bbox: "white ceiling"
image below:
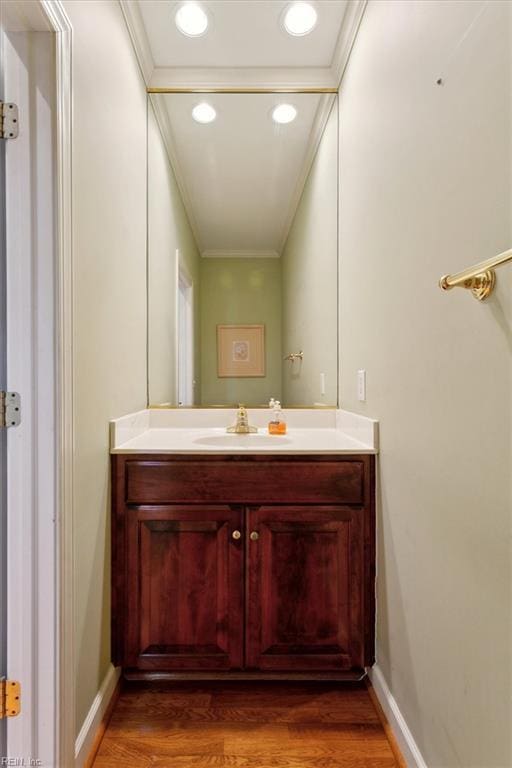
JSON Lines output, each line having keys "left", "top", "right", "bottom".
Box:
{"left": 130, "top": 1, "right": 357, "bottom": 255}
{"left": 153, "top": 93, "right": 336, "bottom": 256}
{"left": 138, "top": 1, "right": 350, "bottom": 69}
{"left": 122, "top": 0, "right": 366, "bottom": 87}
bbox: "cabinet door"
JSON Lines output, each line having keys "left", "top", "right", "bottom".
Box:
{"left": 246, "top": 506, "right": 365, "bottom": 672}
{"left": 125, "top": 505, "right": 243, "bottom": 671}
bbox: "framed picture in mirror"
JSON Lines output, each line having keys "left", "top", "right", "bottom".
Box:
{"left": 217, "top": 324, "right": 265, "bottom": 378}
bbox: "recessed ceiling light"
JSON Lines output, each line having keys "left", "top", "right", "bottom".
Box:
{"left": 283, "top": 2, "right": 317, "bottom": 36}
{"left": 192, "top": 102, "right": 216, "bottom": 124}
{"left": 272, "top": 104, "right": 297, "bottom": 125}
{"left": 175, "top": 2, "right": 209, "bottom": 37}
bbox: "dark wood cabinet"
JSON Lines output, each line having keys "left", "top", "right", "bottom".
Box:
{"left": 112, "top": 454, "right": 375, "bottom": 680}
{"left": 124, "top": 505, "right": 244, "bottom": 671}
{"left": 246, "top": 505, "right": 364, "bottom": 672}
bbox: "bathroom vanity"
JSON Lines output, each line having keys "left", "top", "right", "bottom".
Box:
{"left": 111, "top": 409, "right": 378, "bottom": 681}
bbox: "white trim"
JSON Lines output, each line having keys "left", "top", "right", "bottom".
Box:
{"left": 278, "top": 93, "right": 336, "bottom": 253}
{"left": 38, "top": 2, "right": 75, "bottom": 767}
{"left": 149, "top": 94, "right": 204, "bottom": 253}
{"left": 174, "top": 248, "right": 180, "bottom": 402}
{"left": 330, "top": 0, "right": 367, "bottom": 87}
{"left": 4, "top": 22, "right": 61, "bottom": 764}
{"left": 201, "top": 249, "right": 280, "bottom": 259}
{"left": 150, "top": 66, "right": 338, "bottom": 90}
{"left": 119, "top": 0, "right": 154, "bottom": 86}
{"left": 75, "top": 664, "right": 121, "bottom": 768}
{"left": 368, "top": 665, "right": 428, "bottom": 768}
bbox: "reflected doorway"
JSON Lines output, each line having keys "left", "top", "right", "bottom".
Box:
{"left": 178, "top": 266, "right": 194, "bottom": 406}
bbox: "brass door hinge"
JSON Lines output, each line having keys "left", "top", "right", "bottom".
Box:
{"left": 0, "top": 679, "right": 21, "bottom": 718}
{"left": 0, "top": 391, "right": 21, "bottom": 428}
{"left": 0, "top": 102, "right": 18, "bottom": 139}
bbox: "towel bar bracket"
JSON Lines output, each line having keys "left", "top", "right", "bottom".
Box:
{"left": 440, "top": 269, "right": 496, "bottom": 301}
{"left": 439, "top": 247, "right": 511, "bottom": 301}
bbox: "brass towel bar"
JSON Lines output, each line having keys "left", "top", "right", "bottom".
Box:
{"left": 439, "top": 247, "right": 512, "bottom": 301}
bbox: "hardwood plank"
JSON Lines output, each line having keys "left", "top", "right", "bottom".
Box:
{"left": 209, "top": 682, "right": 372, "bottom": 707}
{"left": 106, "top": 705, "right": 381, "bottom": 725}
{"left": 107, "top": 689, "right": 213, "bottom": 708}
{"left": 101, "top": 720, "right": 385, "bottom": 741}
{"left": 112, "top": 694, "right": 377, "bottom": 715}
{"left": 94, "top": 755, "right": 397, "bottom": 768}
{"left": 92, "top": 681, "right": 400, "bottom": 768}
{"left": 97, "top": 733, "right": 224, "bottom": 757}
{"left": 215, "top": 724, "right": 395, "bottom": 759}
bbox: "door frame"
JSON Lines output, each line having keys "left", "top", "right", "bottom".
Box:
{"left": 40, "top": 4, "right": 75, "bottom": 764}
{"left": 3, "top": 1, "right": 74, "bottom": 765}
{"left": 177, "top": 262, "right": 194, "bottom": 406}
{"left": 0, "top": 5, "right": 7, "bottom": 760}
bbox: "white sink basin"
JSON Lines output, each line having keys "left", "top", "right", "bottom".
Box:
{"left": 193, "top": 433, "right": 292, "bottom": 448}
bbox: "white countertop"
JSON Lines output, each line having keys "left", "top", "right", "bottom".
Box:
{"left": 110, "top": 409, "right": 378, "bottom": 455}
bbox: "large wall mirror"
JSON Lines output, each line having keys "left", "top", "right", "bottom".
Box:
{"left": 147, "top": 91, "right": 338, "bottom": 408}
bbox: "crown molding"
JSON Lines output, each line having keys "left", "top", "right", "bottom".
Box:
{"left": 149, "top": 66, "right": 338, "bottom": 91}
{"left": 330, "top": 0, "right": 367, "bottom": 87}
{"left": 202, "top": 250, "right": 280, "bottom": 259}
{"left": 278, "top": 93, "right": 336, "bottom": 254}
{"left": 119, "top": 0, "right": 154, "bottom": 86}
{"left": 148, "top": 94, "right": 204, "bottom": 253}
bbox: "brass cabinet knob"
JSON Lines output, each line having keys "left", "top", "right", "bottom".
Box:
{"left": 232, "top": 530, "right": 241, "bottom": 540}
{"left": 250, "top": 531, "right": 259, "bottom": 541}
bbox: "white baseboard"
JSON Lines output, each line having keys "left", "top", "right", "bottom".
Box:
{"left": 368, "top": 664, "right": 428, "bottom": 768}
{"left": 75, "top": 664, "right": 121, "bottom": 767}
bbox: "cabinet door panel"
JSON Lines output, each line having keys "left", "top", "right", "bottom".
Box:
{"left": 246, "top": 506, "right": 364, "bottom": 672}
{"left": 126, "top": 505, "right": 243, "bottom": 671}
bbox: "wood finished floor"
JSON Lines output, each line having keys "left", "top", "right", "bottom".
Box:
{"left": 92, "top": 681, "right": 399, "bottom": 768}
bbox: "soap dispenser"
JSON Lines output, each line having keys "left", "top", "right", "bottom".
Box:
{"left": 268, "top": 400, "right": 287, "bottom": 435}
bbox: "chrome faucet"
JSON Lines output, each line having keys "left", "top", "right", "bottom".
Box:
{"left": 226, "top": 405, "right": 257, "bottom": 434}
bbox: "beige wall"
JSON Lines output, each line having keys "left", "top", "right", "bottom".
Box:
{"left": 339, "top": 1, "right": 511, "bottom": 765}
{"left": 63, "top": 0, "right": 148, "bottom": 735}
{"left": 148, "top": 104, "right": 201, "bottom": 406}
{"left": 200, "top": 258, "right": 282, "bottom": 405}
{"left": 281, "top": 102, "right": 338, "bottom": 406}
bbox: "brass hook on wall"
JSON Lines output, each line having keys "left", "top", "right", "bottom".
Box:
{"left": 283, "top": 351, "right": 304, "bottom": 362}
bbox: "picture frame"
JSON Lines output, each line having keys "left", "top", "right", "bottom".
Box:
{"left": 217, "top": 324, "right": 265, "bottom": 378}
